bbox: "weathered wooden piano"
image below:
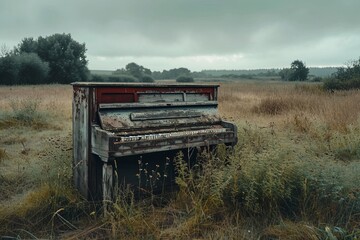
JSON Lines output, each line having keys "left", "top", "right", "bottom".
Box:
{"left": 72, "top": 82, "right": 237, "bottom": 200}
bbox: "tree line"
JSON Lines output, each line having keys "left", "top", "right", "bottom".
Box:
{"left": 112, "top": 63, "right": 195, "bottom": 81}
{"left": 93, "top": 62, "right": 195, "bottom": 83}
{"left": 1, "top": 33, "right": 359, "bottom": 90}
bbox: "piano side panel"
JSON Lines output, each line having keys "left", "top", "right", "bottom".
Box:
{"left": 73, "top": 86, "right": 90, "bottom": 198}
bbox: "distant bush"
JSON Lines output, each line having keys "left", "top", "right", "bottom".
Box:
{"left": 323, "top": 77, "right": 360, "bottom": 91}
{"left": 176, "top": 76, "right": 194, "bottom": 82}
{"left": 323, "top": 57, "right": 360, "bottom": 91}
{"left": 16, "top": 53, "right": 49, "bottom": 85}
{"left": 0, "top": 55, "right": 20, "bottom": 85}
{"left": 140, "top": 75, "right": 154, "bottom": 83}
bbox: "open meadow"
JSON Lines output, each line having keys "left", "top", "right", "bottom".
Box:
{"left": 0, "top": 81, "right": 359, "bottom": 239}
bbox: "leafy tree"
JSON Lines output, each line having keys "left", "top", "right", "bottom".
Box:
{"left": 280, "top": 60, "right": 309, "bottom": 81}
{"left": 0, "top": 55, "right": 19, "bottom": 85}
{"left": 0, "top": 53, "right": 49, "bottom": 85}
{"left": 290, "top": 60, "right": 309, "bottom": 81}
{"left": 113, "top": 68, "right": 127, "bottom": 75}
{"left": 16, "top": 53, "right": 49, "bottom": 84}
{"left": 162, "top": 67, "right": 191, "bottom": 79}
{"left": 15, "top": 37, "right": 38, "bottom": 54}
{"left": 16, "top": 33, "right": 89, "bottom": 83}
{"left": 125, "top": 62, "right": 151, "bottom": 79}
{"left": 125, "top": 62, "right": 141, "bottom": 78}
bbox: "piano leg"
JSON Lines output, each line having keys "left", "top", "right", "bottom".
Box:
{"left": 102, "top": 163, "right": 114, "bottom": 215}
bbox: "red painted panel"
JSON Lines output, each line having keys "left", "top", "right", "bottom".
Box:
{"left": 100, "top": 93, "right": 134, "bottom": 103}
{"left": 96, "top": 86, "right": 216, "bottom": 104}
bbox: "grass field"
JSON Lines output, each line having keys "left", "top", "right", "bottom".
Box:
{"left": 0, "top": 81, "right": 359, "bottom": 239}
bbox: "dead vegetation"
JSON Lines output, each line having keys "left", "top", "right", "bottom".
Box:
{"left": 0, "top": 81, "right": 360, "bottom": 239}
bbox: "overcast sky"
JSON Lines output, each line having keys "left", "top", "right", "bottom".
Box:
{"left": 1, "top": 0, "right": 360, "bottom": 71}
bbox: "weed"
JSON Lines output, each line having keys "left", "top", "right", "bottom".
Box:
{"left": 227, "top": 125, "right": 304, "bottom": 216}
{"left": 104, "top": 189, "right": 158, "bottom": 239}
{"left": 165, "top": 148, "right": 237, "bottom": 237}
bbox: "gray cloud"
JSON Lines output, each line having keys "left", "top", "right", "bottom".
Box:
{"left": 1, "top": 0, "right": 360, "bottom": 70}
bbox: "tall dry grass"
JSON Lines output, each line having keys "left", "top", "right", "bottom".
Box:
{"left": 0, "top": 84, "right": 72, "bottom": 119}
{"left": 219, "top": 81, "right": 360, "bottom": 131}
{"left": 0, "top": 81, "right": 360, "bottom": 239}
